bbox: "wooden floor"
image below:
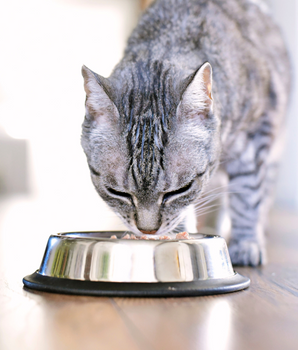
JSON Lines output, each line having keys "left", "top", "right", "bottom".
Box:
{"left": 0, "top": 196, "right": 298, "bottom": 350}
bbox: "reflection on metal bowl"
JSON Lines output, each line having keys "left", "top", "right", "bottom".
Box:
{"left": 23, "top": 232, "right": 250, "bottom": 297}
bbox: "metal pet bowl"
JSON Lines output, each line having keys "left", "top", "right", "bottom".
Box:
{"left": 23, "top": 231, "right": 250, "bottom": 297}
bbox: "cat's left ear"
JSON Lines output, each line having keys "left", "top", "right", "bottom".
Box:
{"left": 178, "top": 62, "right": 213, "bottom": 117}
{"left": 82, "top": 65, "right": 119, "bottom": 126}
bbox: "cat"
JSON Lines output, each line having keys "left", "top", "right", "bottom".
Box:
{"left": 81, "top": 0, "right": 291, "bottom": 266}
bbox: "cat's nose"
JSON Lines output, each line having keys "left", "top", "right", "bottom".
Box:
{"left": 140, "top": 229, "right": 157, "bottom": 235}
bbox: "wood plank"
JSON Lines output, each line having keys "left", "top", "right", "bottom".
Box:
{"left": 112, "top": 211, "right": 298, "bottom": 350}
{"left": 113, "top": 264, "right": 298, "bottom": 350}
{"left": 0, "top": 280, "right": 143, "bottom": 350}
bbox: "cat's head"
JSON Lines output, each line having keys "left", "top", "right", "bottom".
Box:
{"left": 81, "top": 62, "right": 220, "bottom": 235}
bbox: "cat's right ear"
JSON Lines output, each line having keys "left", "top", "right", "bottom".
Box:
{"left": 178, "top": 62, "right": 213, "bottom": 120}
{"left": 82, "top": 65, "right": 119, "bottom": 125}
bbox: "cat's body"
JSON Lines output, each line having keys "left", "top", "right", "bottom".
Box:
{"left": 81, "top": 0, "right": 290, "bottom": 266}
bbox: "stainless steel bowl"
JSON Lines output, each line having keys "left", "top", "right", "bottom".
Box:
{"left": 23, "top": 232, "right": 250, "bottom": 297}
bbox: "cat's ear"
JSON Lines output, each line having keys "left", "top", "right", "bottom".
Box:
{"left": 178, "top": 62, "right": 213, "bottom": 118}
{"left": 82, "top": 65, "right": 119, "bottom": 125}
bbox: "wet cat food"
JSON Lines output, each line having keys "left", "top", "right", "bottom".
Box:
{"left": 110, "top": 232, "right": 191, "bottom": 240}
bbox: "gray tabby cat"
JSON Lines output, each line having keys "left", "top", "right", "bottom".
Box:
{"left": 81, "top": 0, "right": 290, "bottom": 266}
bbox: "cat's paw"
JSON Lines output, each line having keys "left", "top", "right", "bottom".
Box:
{"left": 228, "top": 240, "right": 266, "bottom": 266}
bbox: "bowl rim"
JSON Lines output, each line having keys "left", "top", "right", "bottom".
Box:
{"left": 53, "top": 231, "right": 222, "bottom": 242}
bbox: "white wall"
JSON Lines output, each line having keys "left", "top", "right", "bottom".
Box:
{"left": 0, "top": 0, "right": 139, "bottom": 232}
{"left": 266, "top": 0, "right": 298, "bottom": 210}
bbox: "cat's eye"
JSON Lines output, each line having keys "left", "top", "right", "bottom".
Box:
{"left": 107, "top": 187, "right": 132, "bottom": 201}
{"left": 89, "top": 165, "right": 100, "bottom": 177}
{"left": 163, "top": 181, "right": 194, "bottom": 204}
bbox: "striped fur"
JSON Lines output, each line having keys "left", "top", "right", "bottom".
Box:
{"left": 118, "top": 61, "right": 175, "bottom": 188}
{"left": 81, "top": 0, "right": 290, "bottom": 265}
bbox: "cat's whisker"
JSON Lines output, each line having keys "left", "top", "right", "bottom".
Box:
{"left": 167, "top": 216, "right": 184, "bottom": 233}
{"left": 159, "top": 213, "right": 185, "bottom": 236}
{"left": 198, "top": 187, "right": 231, "bottom": 199}
{"left": 194, "top": 190, "right": 244, "bottom": 208}
{"left": 194, "top": 205, "right": 221, "bottom": 216}
{"left": 194, "top": 201, "right": 222, "bottom": 212}
{"left": 195, "top": 207, "right": 223, "bottom": 218}
{"left": 200, "top": 184, "right": 229, "bottom": 195}
{"left": 198, "top": 194, "right": 226, "bottom": 205}
{"left": 201, "top": 182, "right": 241, "bottom": 196}
{"left": 194, "top": 192, "right": 226, "bottom": 207}
{"left": 195, "top": 200, "right": 222, "bottom": 210}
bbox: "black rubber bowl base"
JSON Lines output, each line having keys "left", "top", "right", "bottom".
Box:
{"left": 23, "top": 272, "right": 250, "bottom": 297}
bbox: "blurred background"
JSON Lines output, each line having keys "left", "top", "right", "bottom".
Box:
{"left": 0, "top": 0, "right": 297, "bottom": 268}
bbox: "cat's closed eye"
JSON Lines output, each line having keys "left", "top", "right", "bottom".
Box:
{"left": 162, "top": 171, "right": 206, "bottom": 204}
{"left": 107, "top": 187, "right": 132, "bottom": 202}
{"left": 89, "top": 165, "right": 100, "bottom": 177}
{"left": 163, "top": 181, "right": 194, "bottom": 204}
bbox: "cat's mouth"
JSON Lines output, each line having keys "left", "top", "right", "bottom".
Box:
{"left": 117, "top": 210, "right": 187, "bottom": 237}
{"left": 123, "top": 221, "right": 165, "bottom": 237}
{"left": 129, "top": 214, "right": 186, "bottom": 237}
{"left": 139, "top": 229, "right": 158, "bottom": 235}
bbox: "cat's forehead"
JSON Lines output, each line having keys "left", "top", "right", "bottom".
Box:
{"left": 116, "top": 67, "right": 178, "bottom": 189}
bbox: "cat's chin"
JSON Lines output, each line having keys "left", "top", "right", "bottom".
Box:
{"left": 121, "top": 222, "right": 177, "bottom": 238}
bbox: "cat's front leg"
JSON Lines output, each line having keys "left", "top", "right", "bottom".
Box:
{"left": 227, "top": 176, "right": 268, "bottom": 266}
{"left": 225, "top": 131, "right": 279, "bottom": 266}
{"left": 228, "top": 227, "right": 266, "bottom": 266}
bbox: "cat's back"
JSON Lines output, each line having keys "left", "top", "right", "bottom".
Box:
{"left": 120, "top": 0, "right": 290, "bottom": 129}
{"left": 125, "top": 0, "right": 289, "bottom": 77}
